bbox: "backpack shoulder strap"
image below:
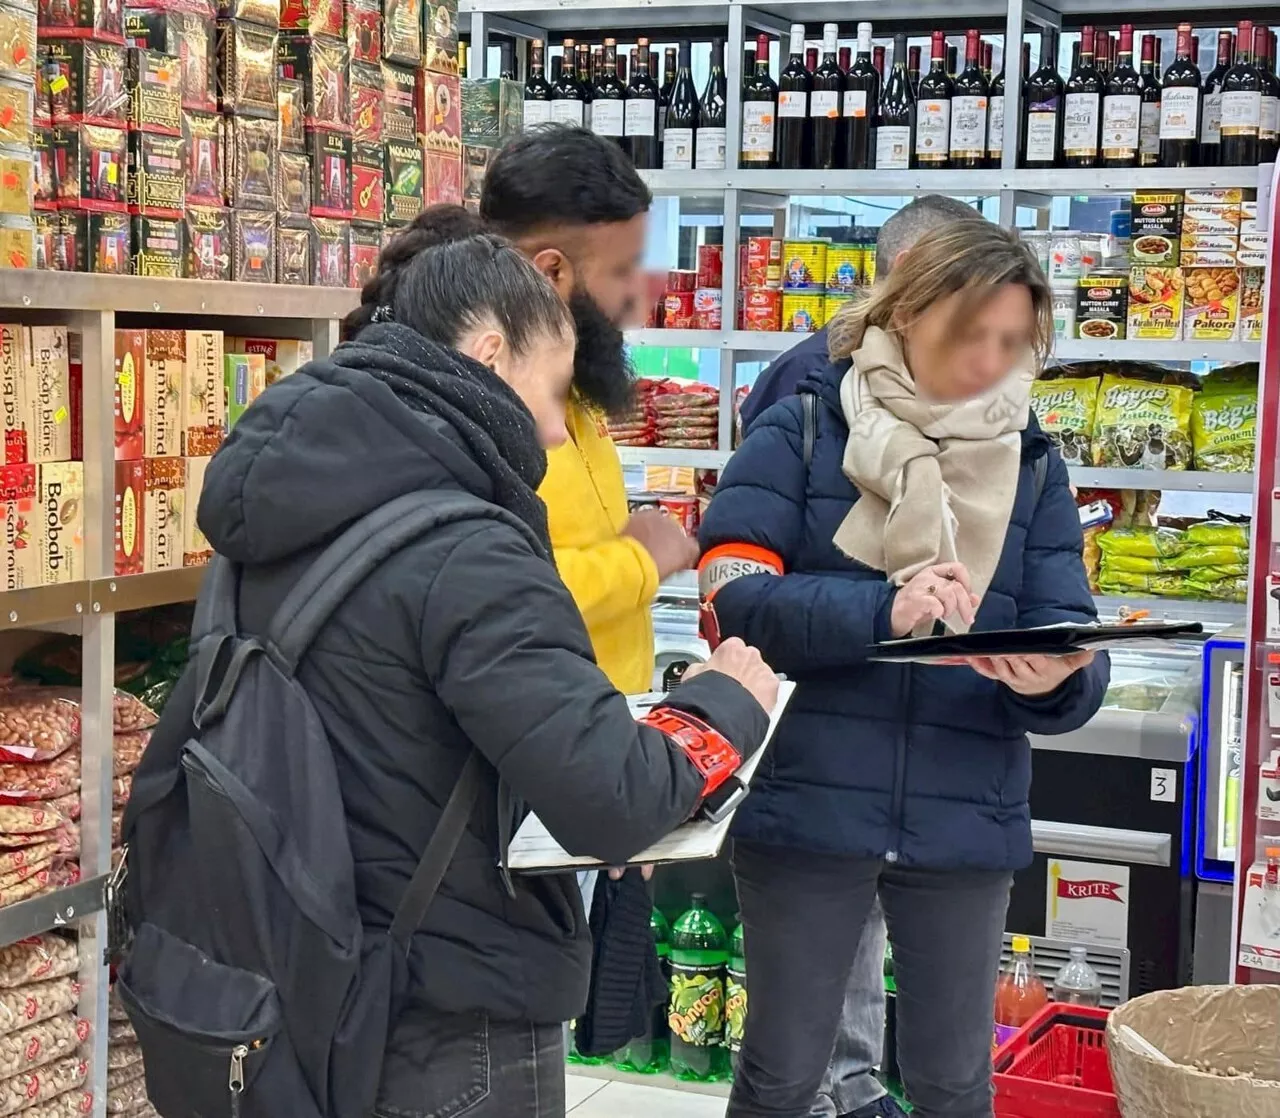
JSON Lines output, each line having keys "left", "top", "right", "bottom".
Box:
{"left": 801, "top": 390, "right": 817, "bottom": 469}
{"left": 1032, "top": 453, "right": 1049, "bottom": 506}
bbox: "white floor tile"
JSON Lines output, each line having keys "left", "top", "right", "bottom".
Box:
{"left": 566, "top": 1073, "right": 608, "bottom": 1111}
{"left": 568, "top": 1080, "right": 728, "bottom": 1118}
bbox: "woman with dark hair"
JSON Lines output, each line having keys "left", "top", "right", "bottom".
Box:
{"left": 193, "top": 206, "right": 778, "bottom": 1116}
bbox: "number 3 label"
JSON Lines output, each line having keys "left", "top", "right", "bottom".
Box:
{"left": 1150, "top": 768, "right": 1177, "bottom": 803}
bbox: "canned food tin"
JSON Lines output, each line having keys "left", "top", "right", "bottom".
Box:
{"left": 742, "top": 287, "right": 781, "bottom": 332}
{"left": 783, "top": 292, "right": 824, "bottom": 333}
{"left": 0, "top": 213, "right": 32, "bottom": 269}
{"left": 1051, "top": 284, "right": 1077, "bottom": 339}
{"left": 1049, "top": 231, "right": 1083, "bottom": 282}
{"left": 1020, "top": 230, "right": 1052, "bottom": 277}
{"left": 667, "top": 268, "right": 697, "bottom": 293}
{"left": 742, "top": 235, "right": 782, "bottom": 288}
{"left": 663, "top": 289, "right": 695, "bottom": 329}
{"left": 862, "top": 243, "right": 877, "bottom": 286}
{"left": 658, "top": 494, "right": 699, "bottom": 535}
{"left": 696, "top": 242, "right": 723, "bottom": 289}
{"left": 782, "top": 239, "right": 828, "bottom": 291}
{"left": 693, "top": 287, "right": 722, "bottom": 330}
{"left": 823, "top": 293, "right": 855, "bottom": 327}
{"left": 825, "top": 243, "right": 863, "bottom": 293}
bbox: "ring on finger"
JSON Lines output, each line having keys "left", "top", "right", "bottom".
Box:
{"left": 927, "top": 584, "right": 938, "bottom": 596}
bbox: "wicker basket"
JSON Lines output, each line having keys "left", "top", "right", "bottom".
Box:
{"left": 1106, "top": 985, "right": 1280, "bottom": 1117}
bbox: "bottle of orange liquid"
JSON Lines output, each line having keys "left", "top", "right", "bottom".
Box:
{"left": 993, "top": 936, "right": 1048, "bottom": 1048}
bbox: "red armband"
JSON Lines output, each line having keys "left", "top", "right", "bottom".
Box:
{"left": 641, "top": 707, "right": 741, "bottom": 798}
{"left": 697, "top": 543, "right": 785, "bottom": 650}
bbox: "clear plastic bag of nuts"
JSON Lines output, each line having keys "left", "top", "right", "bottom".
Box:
{"left": 0, "top": 978, "right": 80, "bottom": 1038}
{"left": 0, "top": 935, "right": 78, "bottom": 990}
{"left": 104, "top": 1071, "right": 147, "bottom": 1114}
{"left": 11, "top": 1089, "right": 93, "bottom": 1118}
{"left": 0, "top": 1014, "right": 88, "bottom": 1080}
{"left": 0, "top": 691, "right": 80, "bottom": 764}
{"left": 0, "top": 1054, "right": 88, "bottom": 1116}
{"left": 0, "top": 753, "right": 80, "bottom": 804}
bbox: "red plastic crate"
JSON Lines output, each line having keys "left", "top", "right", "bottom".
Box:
{"left": 993, "top": 1004, "right": 1120, "bottom": 1118}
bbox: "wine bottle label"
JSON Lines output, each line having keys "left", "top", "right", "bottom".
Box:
{"left": 668, "top": 962, "right": 725, "bottom": 1047}
{"left": 1063, "top": 92, "right": 1100, "bottom": 156}
{"left": 1220, "top": 90, "right": 1262, "bottom": 136}
{"left": 1140, "top": 101, "right": 1161, "bottom": 156}
{"left": 663, "top": 127, "right": 694, "bottom": 170}
{"left": 695, "top": 126, "right": 727, "bottom": 169}
{"left": 876, "top": 124, "right": 911, "bottom": 169}
{"left": 523, "top": 100, "right": 554, "bottom": 127}
{"left": 1100, "top": 93, "right": 1140, "bottom": 156}
{"left": 742, "top": 102, "right": 775, "bottom": 162}
{"left": 1025, "top": 105, "right": 1059, "bottom": 161}
{"left": 949, "top": 94, "right": 987, "bottom": 157}
{"left": 844, "top": 89, "right": 868, "bottom": 118}
{"left": 778, "top": 90, "right": 807, "bottom": 117}
{"left": 1261, "top": 95, "right": 1279, "bottom": 140}
{"left": 551, "top": 99, "right": 584, "bottom": 126}
{"left": 810, "top": 90, "right": 839, "bottom": 119}
{"left": 591, "top": 99, "right": 625, "bottom": 137}
{"left": 987, "top": 95, "right": 1004, "bottom": 154}
{"left": 624, "top": 99, "right": 656, "bottom": 137}
{"left": 1201, "top": 92, "right": 1223, "bottom": 144}
{"left": 915, "top": 99, "right": 950, "bottom": 160}
{"left": 1159, "top": 87, "right": 1199, "bottom": 139}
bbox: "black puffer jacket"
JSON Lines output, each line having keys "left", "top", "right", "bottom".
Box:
{"left": 196, "top": 325, "right": 768, "bottom": 1024}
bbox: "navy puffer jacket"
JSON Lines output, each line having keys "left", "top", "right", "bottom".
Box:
{"left": 699, "top": 357, "right": 1110, "bottom": 872}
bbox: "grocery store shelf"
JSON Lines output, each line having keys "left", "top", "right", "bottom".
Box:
{"left": 1092, "top": 594, "right": 1245, "bottom": 629}
{"left": 567, "top": 1063, "right": 731, "bottom": 1100}
{"left": 0, "top": 876, "right": 107, "bottom": 949}
{"left": 0, "top": 272, "right": 360, "bottom": 320}
{"left": 1068, "top": 468, "right": 1254, "bottom": 493}
{"left": 1053, "top": 338, "right": 1260, "bottom": 365}
{"left": 626, "top": 329, "right": 798, "bottom": 352}
{"left": 618, "top": 447, "right": 731, "bottom": 469}
{"left": 92, "top": 567, "right": 208, "bottom": 614}
{"left": 0, "top": 582, "right": 90, "bottom": 631}
{"left": 639, "top": 166, "right": 1266, "bottom": 198}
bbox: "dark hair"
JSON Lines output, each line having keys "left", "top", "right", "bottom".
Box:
{"left": 342, "top": 205, "right": 573, "bottom": 355}
{"left": 480, "top": 126, "right": 652, "bottom": 238}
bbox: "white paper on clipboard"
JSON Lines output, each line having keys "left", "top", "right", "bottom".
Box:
{"left": 507, "top": 681, "right": 794, "bottom": 873}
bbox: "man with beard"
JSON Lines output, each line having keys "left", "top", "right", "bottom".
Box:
{"left": 481, "top": 126, "right": 698, "bottom": 697}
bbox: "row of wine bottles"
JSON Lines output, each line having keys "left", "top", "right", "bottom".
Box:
{"left": 520, "top": 23, "right": 1280, "bottom": 171}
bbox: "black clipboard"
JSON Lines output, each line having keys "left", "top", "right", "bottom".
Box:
{"left": 868, "top": 620, "right": 1203, "bottom": 664}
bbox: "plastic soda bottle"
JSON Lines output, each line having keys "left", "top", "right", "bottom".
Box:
{"left": 883, "top": 941, "right": 896, "bottom": 995}
{"left": 993, "top": 935, "right": 1048, "bottom": 1048}
{"left": 614, "top": 908, "right": 672, "bottom": 1073}
{"left": 1052, "top": 946, "right": 1103, "bottom": 1007}
{"left": 668, "top": 894, "right": 730, "bottom": 1081}
{"left": 724, "top": 921, "right": 747, "bottom": 1059}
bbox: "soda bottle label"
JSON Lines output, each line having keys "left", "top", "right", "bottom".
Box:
{"left": 668, "top": 962, "right": 724, "bottom": 1046}
{"left": 724, "top": 966, "right": 747, "bottom": 1053}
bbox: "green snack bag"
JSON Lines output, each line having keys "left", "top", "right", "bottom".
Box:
{"left": 1186, "top": 520, "right": 1251, "bottom": 548}
{"left": 1097, "top": 526, "right": 1188, "bottom": 559}
{"left": 1192, "top": 390, "right": 1257, "bottom": 473}
{"left": 1030, "top": 377, "right": 1100, "bottom": 466}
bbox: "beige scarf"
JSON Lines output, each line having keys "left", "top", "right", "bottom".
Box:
{"left": 833, "top": 325, "right": 1032, "bottom": 634}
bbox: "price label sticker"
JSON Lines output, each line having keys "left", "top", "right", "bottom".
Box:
{"left": 1150, "top": 767, "right": 1177, "bottom": 804}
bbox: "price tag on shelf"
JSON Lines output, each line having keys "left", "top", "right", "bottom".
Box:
{"left": 1150, "top": 767, "right": 1177, "bottom": 803}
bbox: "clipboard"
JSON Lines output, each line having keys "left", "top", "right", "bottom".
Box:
{"left": 506, "top": 681, "right": 795, "bottom": 874}
{"left": 868, "top": 620, "right": 1203, "bottom": 665}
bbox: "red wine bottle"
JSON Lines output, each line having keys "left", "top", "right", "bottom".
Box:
{"left": 696, "top": 37, "right": 727, "bottom": 169}
{"left": 662, "top": 39, "right": 699, "bottom": 170}
{"left": 1221, "top": 21, "right": 1260, "bottom": 166}
{"left": 1160, "top": 23, "right": 1201, "bottom": 167}
{"left": 1200, "top": 31, "right": 1235, "bottom": 166}
{"left": 591, "top": 38, "right": 627, "bottom": 144}
{"left": 874, "top": 45, "right": 886, "bottom": 80}
{"left": 741, "top": 32, "right": 778, "bottom": 167}
{"left": 1101, "top": 24, "right": 1140, "bottom": 166}
{"left": 777, "top": 23, "right": 812, "bottom": 168}
{"left": 550, "top": 39, "right": 585, "bottom": 125}
{"left": 987, "top": 43, "right": 1006, "bottom": 167}
{"left": 907, "top": 44, "right": 921, "bottom": 96}
{"left": 1259, "top": 28, "right": 1280, "bottom": 161}
{"left": 810, "top": 23, "right": 843, "bottom": 169}
{"left": 1064, "top": 25, "right": 1102, "bottom": 166}
{"left": 949, "top": 29, "right": 988, "bottom": 168}
{"left": 876, "top": 32, "right": 915, "bottom": 169}
{"left": 523, "top": 39, "right": 554, "bottom": 129}
{"left": 1138, "top": 34, "right": 1161, "bottom": 166}
{"left": 626, "top": 39, "right": 660, "bottom": 168}
{"left": 1023, "top": 27, "right": 1062, "bottom": 168}
{"left": 843, "top": 21, "right": 878, "bottom": 169}
{"left": 916, "top": 30, "right": 953, "bottom": 166}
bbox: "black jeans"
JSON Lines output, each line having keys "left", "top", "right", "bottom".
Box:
{"left": 375, "top": 1010, "right": 566, "bottom": 1118}
{"left": 728, "top": 841, "right": 1012, "bottom": 1118}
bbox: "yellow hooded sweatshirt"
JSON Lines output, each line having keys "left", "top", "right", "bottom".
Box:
{"left": 539, "top": 399, "right": 657, "bottom": 695}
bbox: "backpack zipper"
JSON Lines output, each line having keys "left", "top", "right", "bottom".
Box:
{"left": 229, "top": 1044, "right": 247, "bottom": 1117}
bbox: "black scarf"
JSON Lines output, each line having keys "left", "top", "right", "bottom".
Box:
{"left": 336, "top": 323, "right": 551, "bottom": 552}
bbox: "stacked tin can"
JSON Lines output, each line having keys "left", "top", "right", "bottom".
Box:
{"left": 738, "top": 234, "right": 783, "bottom": 332}
{"left": 0, "top": 0, "right": 36, "bottom": 268}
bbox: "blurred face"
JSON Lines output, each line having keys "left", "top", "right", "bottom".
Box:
{"left": 461, "top": 325, "right": 576, "bottom": 449}
{"left": 571, "top": 214, "right": 649, "bottom": 328}
{"left": 899, "top": 283, "right": 1036, "bottom": 403}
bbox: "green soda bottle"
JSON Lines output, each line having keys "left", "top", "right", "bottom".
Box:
{"left": 884, "top": 941, "right": 896, "bottom": 995}
{"left": 668, "top": 894, "right": 730, "bottom": 1081}
{"left": 613, "top": 908, "right": 672, "bottom": 1073}
{"left": 724, "top": 921, "right": 747, "bottom": 1062}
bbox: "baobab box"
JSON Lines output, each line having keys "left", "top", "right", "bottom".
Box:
{"left": 37, "top": 461, "right": 83, "bottom": 585}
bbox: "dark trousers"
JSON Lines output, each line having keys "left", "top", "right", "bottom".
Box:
{"left": 374, "top": 1010, "right": 566, "bottom": 1118}
{"left": 728, "top": 841, "right": 1012, "bottom": 1118}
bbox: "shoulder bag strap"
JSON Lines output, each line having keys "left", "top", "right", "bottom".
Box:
{"left": 801, "top": 391, "right": 817, "bottom": 469}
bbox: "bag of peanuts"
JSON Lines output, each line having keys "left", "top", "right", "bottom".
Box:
{"left": 112, "top": 733, "right": 150, "bottom": 777}
{"left": 0, "top": 806, "right": 68, "bottom": 840}
{"left": 0, "top": 1015, "right": 88, "bottom": 1081}
{"left": 0, "top": 753, "right": 80, "bottom": 805}
{"left": 18, "top": 1090, "right": 93, "bottom": 1118}
{"left": 105, "top": 1043, "right": 141, "bottom": 1071}
{"left": 0, "top": 936, "right": 78, "bottom": 990}
{"left": 0, "top": 1055, "right": 88, "bottom": 1117}
{"left": 0, "top": 691, "right": 80, "bottom": 765}
{"left": 105, "top": 1073, "right": 147, "bottom": 1114}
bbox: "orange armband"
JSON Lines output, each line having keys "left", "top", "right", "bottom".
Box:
{"left": 640, "top": 707, "right": 741, "bottom": 799}
{"left": 696, "top": 543, "right": 785, "bottom": 649}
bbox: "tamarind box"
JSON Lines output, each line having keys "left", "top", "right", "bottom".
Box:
{"left": 144, "top": 456, "right": 183, "bottom": 572}
{"left": 143, "top": 328, "right": 184, "bottom": 457}
{"left": 0, "top": 324, "right": 27, "bottom": 464}
{"left": 182, "top": 455, "right": 213, "bottom": 567}
{"left": 182, "top": 329, "right": 225, "bottom": 456}
{"left": 37, "top": 461, "right": 83, "bottom": 585}
{"left": 114, "top": 459, "right": 145, "bottom": 576}
{"left": 114, "top": 328, "right": 146, "bottom": 460}
{"left": 1, "top": 464, "right": 38, "bottom": 591}
{"left": 26, "top": 327, "right": 75, "bottom": 464}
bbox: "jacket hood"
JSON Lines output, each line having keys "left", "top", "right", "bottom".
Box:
{"left": 198, "top": 343, "right": 501, "bottom": 566}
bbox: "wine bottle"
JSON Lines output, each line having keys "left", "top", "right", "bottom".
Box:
{"left": 1023, "top": 27, "right": 1063, "bottom": 168}
{"left": 550, "top": 53, "right": 562, "bottom": 85}
{"left": 876, "top": 32, "right": 915, "bottom": 169}
{"left": 1016, "top": 39, "right": 1031, "bottom": 165}
{"left": 986, "top": 47, "right": 1005, "bottom": 167}
{"left": 844, "top": 21, "right": 878, "bottom": 170}
{"left": 811, "top": 23, "right": 843, "bottom": 169}
{"left": 982, "top": 41, "right": 993, "bottom": 83}
{"left": 950, "top": 28, "right": 988, "bottom": 169}
{"left": 658, "top": 46, "right": 677, "bottom": 144}
{"left": 626, "top": 38, "right": 660, "bottom": 169}
{"left": 696, "top": 37, "right": 728, "bottom": 169}
{"left": 1095, "top": 32, "right": 1109, "bottom": 78}
{"left": 907, "top": 44, "right": 921, "bottom": 96}
{"left": 1200, "top": 30, "right": 1235, "bottom": 166}
{"left": 806, "top": 47, "right": 818, "bottom": 74}
{"left": 591, "top": 38, "right": 627, "bottom": 143}
{"left": 617, "top": 50, "right": 628, "bottom": 85}
{"left": 1259, "top": 27, "right": 1279, "bottom": 161}
{"left": 578, "top": 44, "right": 595, "bottom": 130}
{"left": 499, "top": 41, "right": 514, "bottom": 80}
{"left": 524, "top": 39, "right": 554, "bottom": 129}
{"left": 550, "top": 38, "right": 585, "bottom": 125}
{"left": 874, "top": 45, "right": 886, "bottom": 80}
{"left": 916, "top": 30, "right": 953, "bottom": 166}
{"left": 742, "top": 32, "right": 778, "bottom": 167}
{"left": 1101, "top": 23, "right": 1140, "bottom": 166}
{"left": 839, "top": 45, "right": 851, "bottom": 76}
{"left": 947, "top": 43, "right": 958, "bottom": 80}
{"left": 1138, "top": 34, "right": 1161, "bottom": 166}
{"left": 662, "top": 39, "right": 698, "bottom": 170}
{"left": 1064, "top": 25, "right": 1102, "bottom": 166}
{"left": 1221, "top": 21, "right": 1260, "bottom": 166}
{"left": 1160, "top": 22, "right": 1201, "bottom": 167}
{"left": 778, "top": 24, "right": 811, "bottom": 169}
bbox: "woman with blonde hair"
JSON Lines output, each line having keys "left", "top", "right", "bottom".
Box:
{"left": 698, "top": 217, "right": 1108, "bottom": 1118}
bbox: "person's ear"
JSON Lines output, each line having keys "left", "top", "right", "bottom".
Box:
{"left": 531, "top": 247, "right": 575, "bottom": 301}
{"left": 470, "top": 329, "right": 505, "bottom": 370}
